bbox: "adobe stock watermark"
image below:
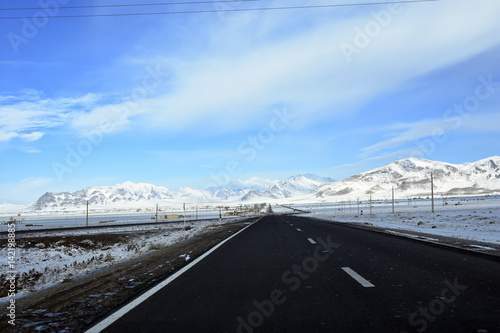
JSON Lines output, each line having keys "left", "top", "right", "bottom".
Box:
{"left": 236, "top": 235, "right": 340, "bottom": 333}
{"left": 51, "top": 64, "right": 169, "bottom": 181}
{"left": 401, "top": 277, "right": 467, "bottom": 333}
{"left": 206, "top": 107, "right": 296, "bottom": 189}
{"left": 339, "top": 3, "right": 403, "bottom": 64}
{"left": 7, "top": 0, "right": 69, "bottom": 54}
{"left": 408, "top": 74, "right": 500, "bottom": 159}
{"left": 5, "top": 222, "right": 18, "bottom": 326}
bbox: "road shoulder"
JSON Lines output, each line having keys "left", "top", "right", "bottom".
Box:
{"left": 304, "top": 215, "right": 500, "bottom": 258}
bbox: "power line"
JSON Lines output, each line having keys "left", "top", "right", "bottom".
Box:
{"left": 0, "top": 0, "right": 439, "bottom": 19}
{"left": 0, "top": 0, "right": 260, "bottom": 11}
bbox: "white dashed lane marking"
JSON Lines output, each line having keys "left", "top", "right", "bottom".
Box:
{"left": 341, "top": 267, "right": 375, "bottom": 288}
{"left": 307, "top": 238, "right": 316, "bottom": 244}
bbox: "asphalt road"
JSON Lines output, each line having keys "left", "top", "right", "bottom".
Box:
{"left": 93, "top": 215, "right": 500, "bottom": 333}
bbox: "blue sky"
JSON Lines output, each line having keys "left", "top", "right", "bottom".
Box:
{"left": 1, "top": 0, "right": 500, "bottom": 203}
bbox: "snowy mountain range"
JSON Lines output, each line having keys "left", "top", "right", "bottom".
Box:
{"left": 30, "top": 175, "right": 335, "bottom": 210}
{"left": 26, "top": 156, "right": 500, "bottom": 211}
{"left": 315, "top": 156, "right": 500, "bottom": 199}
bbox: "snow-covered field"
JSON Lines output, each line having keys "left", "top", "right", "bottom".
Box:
{"left": 301, "top": 196, "right": 500, "bottom": 245}
{"left": 0, "top": 220, "right": 234, "bottom": 303}
{"left": 0, "top": 207, "right": 242, "bottom": 231}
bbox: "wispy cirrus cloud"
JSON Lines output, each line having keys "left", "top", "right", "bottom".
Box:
{"left": 0, "top": 90, "right": 100, "bottom": 142}
{"left": 331, "top": 147, "right": 419, "bottom": 173}
{"left": 20, "top": 131, "right": 45, "bottom": 142}
{"left": 69, "top": 0, "right": 500, "bottom": 137}
{"left": 20, "top": 148, "right": 42, "bottom": 154}
{"left": 359, "top": 119, "right": 455, "bottom": 158}
{"left": 359, "top": 111, "right": 500, "bottom": 160}
{"left": 4, "top": 1, "right": 499, "bottom": 144}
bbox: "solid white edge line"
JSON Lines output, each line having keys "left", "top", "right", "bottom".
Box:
{"left": 85, "top": 219, "right": 261, "bottom": 333}
{"left": 341, "top": 267, "right": 375, "bottom": 288}
{"left": 307, "top": 237, "right": 316, "bottom": 244}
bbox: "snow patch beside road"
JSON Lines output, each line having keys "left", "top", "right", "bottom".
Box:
{"left": 0, "top": 221, "right": 215, "bottom": 303}
{"left": 305, "top": 207, "right": 500, "bottom": 245}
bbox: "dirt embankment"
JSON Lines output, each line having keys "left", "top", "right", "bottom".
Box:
{"left": 1, "top": 219, "right": 255, "bottom": 333}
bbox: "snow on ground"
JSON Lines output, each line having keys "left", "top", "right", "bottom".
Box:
{"left": 0, "top": 220, "right": 227, "bottom": 303}
{"left": 0, "top": 209, "right": 239, "bottom": 231}
{"left": 303, "top": 198, "right": 500, "bottom": 245}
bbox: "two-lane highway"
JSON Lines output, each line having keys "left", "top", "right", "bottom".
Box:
{"left": 89, "top": 215, "right": 500, "bottom": 332}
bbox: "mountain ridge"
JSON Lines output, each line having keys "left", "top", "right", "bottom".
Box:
{"left": 28, "top": 156, "right": 500, "bottom": 210}
{"left": 30, "top": 173, "right": 333, "bottom": 210}
{"left": 315, "top": 156, "right": 500, "bottom": 199}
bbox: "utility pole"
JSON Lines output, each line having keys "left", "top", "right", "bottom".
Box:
{"left": 392, "top": 186, "right": 395, "bottom": 214}
{"left": 86, "top": 200, "right": 89, "bottom": 227}
{"left": 218, "top": 207, "right": 222, "bottom": 227}
{"left": 431, "top": 173, "right": 435, "bottom": 213}
{"left": 156, "top": 203, "right": 158, "bottom": 223}
{"left": 195, "top": 205, "right": 198, "bottom": 221}
{"left": 369, "top": 195, "right": 372, "bottom": 215}
{"left": 183, "top": 203, "right": 186, "bottom": 228}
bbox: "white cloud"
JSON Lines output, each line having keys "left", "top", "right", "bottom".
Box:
{"left": 359, "top": 119, "right": 454, "bottom": 158}
{"left": 21, "top": 131, "right": 45, "bottom": 142}
{"left": 359, "top": 109, "right": 500, "bottom": 160}
{"left": 331, "top": 147, "right": 419, "bottom": 177}
{"left": 71, "top": 102, "right": 143, "bottom": 134}
{"left": 70, "top": 0, "right": 500, "bottom": 136}
{"left": 20, "top": 148, "right": 42, "bottom": 153}
{"left": 0, "top": 92, "right": 100, "bottom": 142}
{"left": 0, "top": 131, "right": 17, "bottom": 141}
{"left": 3, "top": 1, "right": 500, "bottom": 142}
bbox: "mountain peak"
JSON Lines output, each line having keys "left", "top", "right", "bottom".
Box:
{"left": 286, "top": 173, "right": 336, "bottom": 183}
